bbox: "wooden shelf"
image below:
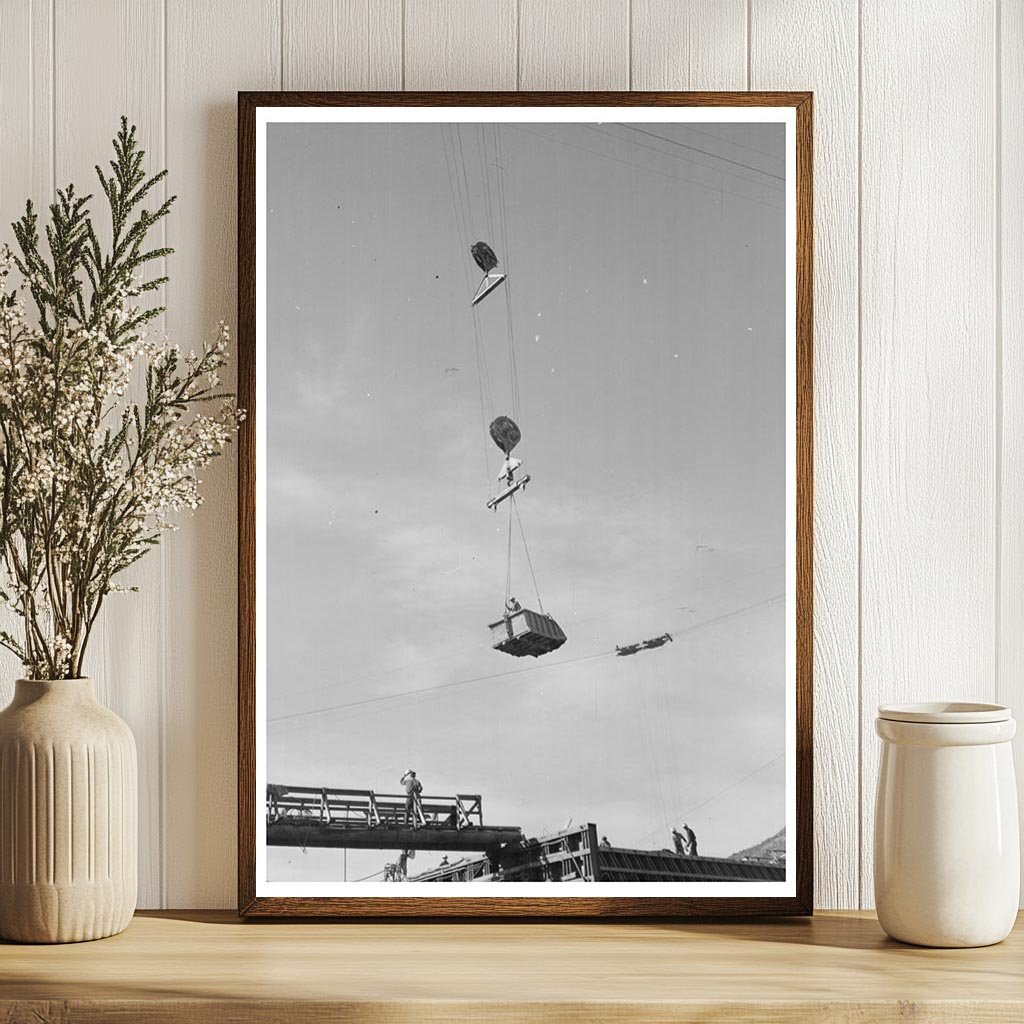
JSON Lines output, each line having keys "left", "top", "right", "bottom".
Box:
{"left": 2, "top": 910, "right": 1023, "bottom": 1022}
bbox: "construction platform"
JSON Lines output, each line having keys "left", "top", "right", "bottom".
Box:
{"left": 410, "top": 824, "right": 787, "bottom": 883}
{"left": 266, "top": 784, "right": 522, "bottom": 852}
{"left": 267, "top": 785, "right": 786, "bottom": 883}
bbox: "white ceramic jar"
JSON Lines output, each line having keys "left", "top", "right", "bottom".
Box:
{"left": 874, "top": 702, "right": 1019, "bottom": 947}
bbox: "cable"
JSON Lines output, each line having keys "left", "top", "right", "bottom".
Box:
{"left": 350, "top": 867, "right": 387, "bottom": 883}
{"left": 585, "top": 125, "right": 784, "bottom": 193}
{"left": 268, "top": 593, "right": 783, "bottom": 726}
{"left": 505, "top": 496, "right": 514, "bottom": 607}
{"left": 677, "top": 123, "right": 786, "bottom": 163}
{"left": 634, "top": 657, "right": 670, "bottom": 830}
{"left": 641, "top": 751, "right": 785, "bottom": 844}
{"left": 470, "top": 302, "right": 494, "bottom": 445}
{"left": 506, "top": 126, "right": 784, "bottom": 212}
{"left": 441, "top": 124, "right": 493, "bottom": 467}
{"left": 512, "top": 494, "right": 544, "bottom": 613}
{"left": 494, "top": 125, "right": 522, "bottom": 421}
{"left": 478, "top": 123, "right": 496, "bottom": 242}
{"left": 270, "top": 649, "right": 612, "bottom": 726}
{"left": 616, "top": 124, "right": 785, "bottom": 183}
{"left": 273, "top": 562, "right": 783, "bottom": 714}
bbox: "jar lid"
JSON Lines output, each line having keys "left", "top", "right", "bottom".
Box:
{"left": 877, "top": 701, "right": 1011, "bottom": 724}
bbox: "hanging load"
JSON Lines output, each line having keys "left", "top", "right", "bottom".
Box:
{"left": 615, "top": 633, "right": 674, "bottom": 657}
{"left": 489, "top": 415, "right": 521, "bottom": 454}
{"left": 472, "top": 242, "right": 499, "bottom": 272}
{"left": 487, "top": 416, "right": 529, "bottom": 510}
{"left": 440, "top": 134, "right": 564, "bottom": 657}
{"left": 487, "top": 474, "right": 531, "bottom": 510}
{"left": 488, "top": 607, "right": 567, "bottom": 658}
{"left": 470, "top": 241, "right": 507, "bottom": 306}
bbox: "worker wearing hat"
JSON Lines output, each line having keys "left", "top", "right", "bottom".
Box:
{"left": 400, "top": 769, "right": 423, "bottom": 829}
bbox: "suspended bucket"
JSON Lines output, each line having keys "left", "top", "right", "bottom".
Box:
{"left": 488, "top": 608, "right": 567, "bottom": 658}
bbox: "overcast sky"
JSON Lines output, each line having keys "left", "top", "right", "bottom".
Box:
{"left": 265, "top": 119, "right": 787, "bottom": 882}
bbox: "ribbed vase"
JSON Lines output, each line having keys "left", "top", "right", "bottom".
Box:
{"left": 0, "top": 678, "right": 137, "bottom": 943}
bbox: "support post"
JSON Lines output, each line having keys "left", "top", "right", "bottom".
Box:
{"left": 586, "top": 823, "right": 603, "bottom": 882}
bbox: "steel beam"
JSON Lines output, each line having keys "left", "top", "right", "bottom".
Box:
{"left": 266, "top": 821, "right": 522, "bottom": 853}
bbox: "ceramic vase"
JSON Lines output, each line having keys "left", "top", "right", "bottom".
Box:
{"left": 0, "top": 678, "right": 137, "bottom": 942}
{"left": 874, "top": 702, "right": 1019, "bottom": 948}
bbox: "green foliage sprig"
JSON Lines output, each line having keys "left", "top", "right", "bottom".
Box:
{"left": 0, "top": 118, "right": 241, "bottom": 679}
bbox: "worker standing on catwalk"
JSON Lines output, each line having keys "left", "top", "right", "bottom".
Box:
{"left": 400, "top": 769, "right": 423, "bottom": 828}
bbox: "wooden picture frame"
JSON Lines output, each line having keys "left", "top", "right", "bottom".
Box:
{"left": 238, "top": 91, "right": 813, "bottom": 917}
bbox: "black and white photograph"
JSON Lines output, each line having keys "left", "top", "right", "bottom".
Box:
{"left": 246, "top": 101, "right": 806, "bottom": 907}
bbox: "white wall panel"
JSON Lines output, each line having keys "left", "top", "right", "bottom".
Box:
{"left": 405, "top": 0, "right": 516, "bottom": 90}
{"left": 53, "top": 0, "right": 167, "bottom": 909}
{"left": 284, "top": 0, "right": 402, "bottom": 90}
{"left": 631, "top": 0, "right": 746, "bottom": 91}
{"left": 751, "top": 0, "right": 860, "bottom": 910}
{"left": 0, "top": 3, "right": 52, "bottom": 697}
{"left": 163, "top": 0, "right": 280, "bottom": 908}
{"left": 859, "top": 0, "right": 998, "bottom": 907}
{"left": 1000, "top": 0, "right": 1024, "bottom": 898}
{"left": 0, "top": 0, "right": 51, "bottom": 231}
{"left": 519, "top": 0, "right": 629, "bottom": 90}
{"left": 0, "top": 0, "right": 1014, "bottom": 910}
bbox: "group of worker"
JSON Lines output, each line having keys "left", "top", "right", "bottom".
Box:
{"left": 672, "top": 824, "right": 699, "bottom": 858}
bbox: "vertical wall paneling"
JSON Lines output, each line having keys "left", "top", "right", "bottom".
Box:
{"left": 749, "top": 0, "right": 860, "bottom": 910}
{"left": 0, "top": 0, "right": 52, "bottom": 232}
{"left": 631, "top": 0, "right": 746, "bottom": 91}
{"left": 164, "top": 0, "right": 280, "bottom": 908}
{"left": 518, "top": 0, "right": 629, "bottom": 90}
{"left": 283, "top": 0, "right": 402, "bottom": 91}
{"left": 1000, "top": 0, "right": 1024, "bottom": 896}
{"left": 0, "top": 3, "right": 53, "bottom": 697}
{"left": 52, "top": 0, "right": 166, "bottom": 909}
{"left": 860, "top": 1, "right": 998, "bottom": 908}
{"left": 0, "top": 0, "right": 1016, "bottom": 911}
{"left": 404, "top": 0, "right": 517, "bottom": 90}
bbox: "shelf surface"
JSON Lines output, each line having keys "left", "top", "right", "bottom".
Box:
{"left": 2, "top": 909, "right": 1023, "bottom": 1022}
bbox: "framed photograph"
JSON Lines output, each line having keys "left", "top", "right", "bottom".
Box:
{"left": 238, "top": 91, "right": 812, "bottom": 917}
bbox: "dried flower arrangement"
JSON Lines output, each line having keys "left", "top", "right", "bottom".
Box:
{"left": 0, "top": 118, "right": 241, "bottom": 679}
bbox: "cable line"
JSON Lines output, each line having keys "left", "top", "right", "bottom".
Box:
{"left": 676, "top": 123, "right": 786, "bottom": 163}
{"left": 494, "top": 125, "right": 522, "bottom": 421}
{"left": 506, "top": 126, "right": 784, "bottom": 211}
{"left": 272, "top": 562, "right": 783, "bottom": 716}
{"left": 616, "top": 124, "right": 786, "bottom": 183}
{"left": 478, "top": 123, "right": 496, "bottom": 242}
{"left": 505, "top": 496, "right": 514, "bottom": 608}
{"left": 350, "top": 867, "right": 387, "bottom": 883}
{"left": 512, "top": 494, "right": 544, "bottom": 613}
{"left": 271, "top": 649, "right": 612, "bottom": 725}
{"left": 585, "top": 125, "right": 784, "bottom": 194}
{"left": 268, "top": 594, "right": 783, "bottom": 726}
{"left": 441, "top": 124, "right": 494, "bottom": 467}
{"left": 640, "top": 751, "right": 785, "bottom": 844}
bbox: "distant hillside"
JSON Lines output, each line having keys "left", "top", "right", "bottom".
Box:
{"left": 731, "top": 827, "right": 786, "bottom": 864}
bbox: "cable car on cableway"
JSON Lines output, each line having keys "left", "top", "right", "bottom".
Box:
{"left": 480, "top": 411, "right": 566, "bottom": 657}
{"left": 489, "top": 605, "right": 567, "bottom": 658}
{"left": 461, "top": 237, "right": 566, "bottom": 658}
{"left": 470, "top": 241, "right": 507, "bottom": 306}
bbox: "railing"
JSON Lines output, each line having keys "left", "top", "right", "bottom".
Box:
{"left": 266, "top": 784, "right": 484, "bottom": 830}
